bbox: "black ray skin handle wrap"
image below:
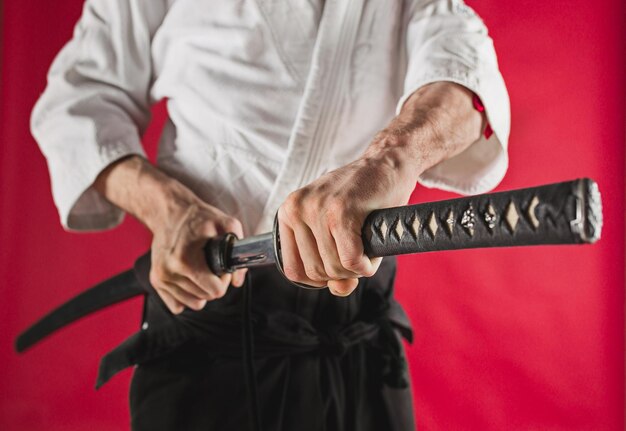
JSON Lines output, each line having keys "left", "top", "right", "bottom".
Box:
{"left": 362, "top": 178, "right": 602, "bottom": 258}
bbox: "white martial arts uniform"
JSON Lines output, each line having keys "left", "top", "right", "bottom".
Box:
{"left": 31, "top": 0, "right": 509, "bottom": 236}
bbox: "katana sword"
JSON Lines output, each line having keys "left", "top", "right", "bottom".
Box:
{"left": 15, "top": 178, "right": 602, "bottom": 353}
{"left": 208, "top": 177, "right": 603, "bottom": 276}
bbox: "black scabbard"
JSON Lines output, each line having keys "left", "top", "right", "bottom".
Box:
{"left": 15, "top": 263, "right": 147, "bottom": 353}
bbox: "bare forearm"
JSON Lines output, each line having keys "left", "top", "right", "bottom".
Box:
{"left": 93, "top": 155, "right": 246, "bottom": 312}
{"left": 93, "top": 155, "right": 202, "bottom": 233}
{"left": 277, "top": 82, "right": 486, "bottom": 294}
{"left": 363, "top": 81, "right": 485, "bottom": 184}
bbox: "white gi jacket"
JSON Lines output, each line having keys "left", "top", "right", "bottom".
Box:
{"left": 31, "top": 0, "right": 510, "bottom": 235}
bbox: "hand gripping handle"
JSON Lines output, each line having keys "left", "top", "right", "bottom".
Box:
{"left": 362, "top": 178, "right": 602, "bottom": 258}
{"left": 204, "top": 233, "right": 238, "bottom": 276}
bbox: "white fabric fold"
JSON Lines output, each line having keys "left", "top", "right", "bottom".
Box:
{"left": 31, "top": 0, "right": 510, "bottom": 234}
{"left": 398, "top": 0, "right": 511, "bottom": 195}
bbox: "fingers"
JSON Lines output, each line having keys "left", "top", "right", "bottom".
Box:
{"left": 150, "top": 212, "right": 249, "bottom": 314}
{"left": 278, "top": 220, "right": 326, "bottom": 288}
{"left": 157, "top": 289, "right": 185, "bottom": 315}
{"left": 150, "top": 267, "right": 211, "bottom": 313}
{"left": 231, "top": 269, "right": 248, "bottom": 288}
{"left": 292, "top": 224, "right": 329, "bottom": 283}
{"left": 331, "top": 221, "right": 381, "bottom": 278}
{"left": 199, "top": 216, "right": 247, "bottom": 286}
{"left": 314, "top": 225, "right": 361, "bottom": 280}
{"left": 328, "top": 278, "right": 359, "bottom": 297}
{"left": 164, "top": 280, "right": 208, "bottom": 311}
{"left": 151, "top": 253, "right": 235, "bottom": 313}
{"left": 178, "top": 248, "right": 231, "bottom": 296}
{"left": 171, "top": 273, "right": 219, "bottom": 300}
{"left": 278, "top": 197, "right": 375, "bottom": 295}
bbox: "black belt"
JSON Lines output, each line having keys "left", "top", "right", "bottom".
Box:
{"left": 95, "top": 256, "right": 411, "bottom": 431}
{"left": 97, "top": 295, "right": 411, "bottom": 389}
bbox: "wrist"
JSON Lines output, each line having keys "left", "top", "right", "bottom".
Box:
{"left": 94, "top": 155, "right": 203, "bottom": 233}
{"left": 369, "top": 82, "right": 483, "bottom": 179}
{"left": 361, "top": 130, "right": 427, "bottom": 187}
{"left": 141, "top": 175, "right": 200, "bottom": 233}
{"left": 133, "top": 162, "right": 212, "bottom": 234}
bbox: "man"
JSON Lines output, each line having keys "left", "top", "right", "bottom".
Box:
{"left": 31, "top": 0, "right": 509, "bottom": 430}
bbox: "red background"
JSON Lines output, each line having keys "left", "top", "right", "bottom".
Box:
{"left": 1, "top": 1, "right": 624, "bottom": 430}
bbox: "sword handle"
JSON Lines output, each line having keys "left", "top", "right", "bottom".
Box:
{"left": 205, "top": 178, "right": 602, "bottom": 275}
{"left": 204, "top": 233, "right": 237, "bottom": 276}
{"left": 362, "top": 178, "right": 602, "bottom": 257}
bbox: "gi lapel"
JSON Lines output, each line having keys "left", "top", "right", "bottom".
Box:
{"left": 253, "top": 0, "right": 323, "bottom": 86}
{"left": 254, "top": 0, "right": 365, "bottom": 234}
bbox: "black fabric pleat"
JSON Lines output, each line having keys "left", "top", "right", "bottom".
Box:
{"left": 242, "top": 274, "right": 262, "bottom": 431}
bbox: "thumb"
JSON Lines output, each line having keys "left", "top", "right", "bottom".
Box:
{"left": 327, "top": 278, "right": 359, "bottom": 297}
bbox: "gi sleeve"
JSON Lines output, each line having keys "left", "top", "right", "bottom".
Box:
{"left": 30, "top": 0, "right": 168, "bottom": 231}
{"left": 399, "top": 0, "right": 511, "bottom": 195}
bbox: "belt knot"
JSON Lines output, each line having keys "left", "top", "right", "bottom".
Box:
{"left": 318, "top": 330, "right": 349, "bottom": 356}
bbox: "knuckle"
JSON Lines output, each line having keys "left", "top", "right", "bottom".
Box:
{"left": 340, "top": 256, "right": 369, "bottom": 275}
{"left": 192, "top": 284, "right": 212, "bottom": 300}
{"left": 196, "top": 274, "right": 216, "bottom": 292}
{"left": 328, "top": 287, "right": 349, "bottom": 297}
{"left": 198, "top": 289, "right": 215, "bottom": 302}
{"left": 213, "top": 287, "right": 227, "bottom": 299}
{"left": 200, "top": 287, "right": 215, "bottom": 300}
{"left": 222, "top": 217, "right": 243, "bottom": 234}
{"left": 326, "top": 199, "right": 344, "bottom": 217}
{"left": 324, "top": 264, "right": 345, "bottom": 280}
{"left": 330, "top": 281, "right": 358, "bottom": 297}
{"left": 166, "top": 256, "right": 183, "bottom": 273}
{"left": 326, "top": 207, "right": 352, "bottom": 232}
{"left": 304, "top": 265, "right": 327, "bottom": 282}
{"left": 188, "top": 300, "right": 206, "bottom": 311}
{"left": 360, "top": 267, "right": 376, "bottom": 278}
{"left": 344, "top": 215, "right": 362, "bottom": 231}
{"left": 326, "top": 214, "right": 340, "bottom": 231}
{"left": 283, "top": 265, "right": 305, "bottom": 283}
{"left": 149, "top": 268, "right": 166, "bottom": 287}
{"left": 170, "top": 304, "right": 184, "bottom": 315}
{"left": 282, "top": 193, "right": 304, "bottom": 220}
{"left": 202, "top": 280, "right": 224, "bottom": 300}
{"left": 168, "top": 256, "right": 192, "bottom": 276}
{"left": 199, "top": 220, "right": 218, "bottom": 236}
{"left": 177, "top": 293, "right": 195, "bottom": 307}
